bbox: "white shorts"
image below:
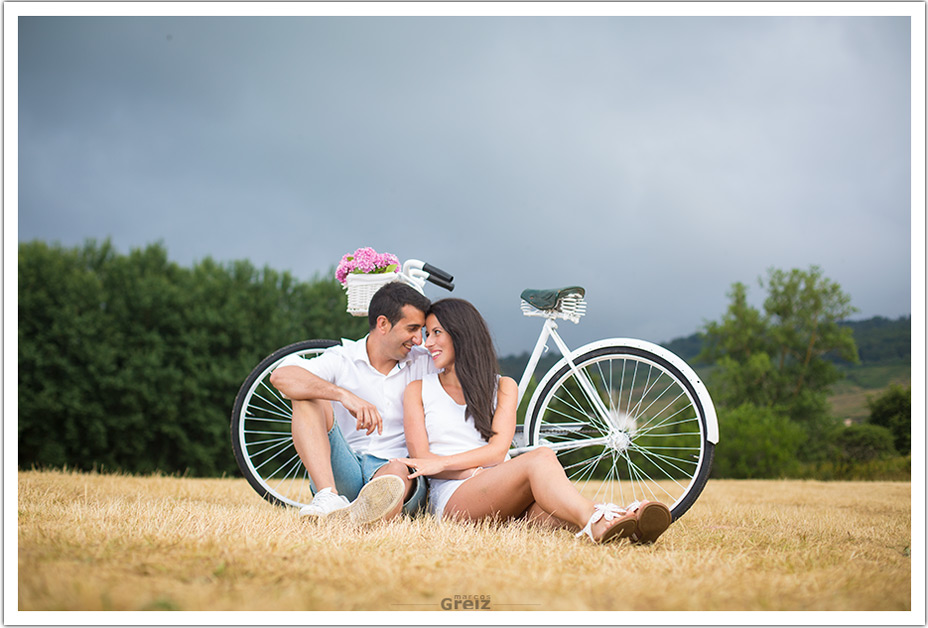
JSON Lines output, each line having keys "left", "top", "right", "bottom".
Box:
{"left": 428, "top": 477, "right": 472, "bottom": 519}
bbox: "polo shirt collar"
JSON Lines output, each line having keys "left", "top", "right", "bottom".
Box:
{"left": 345, "top": 335, "right": 411, "bottom": 374}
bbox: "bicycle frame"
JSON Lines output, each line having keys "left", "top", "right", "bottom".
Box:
{"left": 509, "top": 318, "right": 721, "bottom": 455}
{"left": 510, "top": 317, "right": 612, "bottom": 454}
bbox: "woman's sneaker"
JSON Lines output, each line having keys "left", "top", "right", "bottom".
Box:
{"left": 299, "top": 488, "right": 350, "bottom": 518}
{"left": 329, "top": 475, "right": 405, "bottom": 526}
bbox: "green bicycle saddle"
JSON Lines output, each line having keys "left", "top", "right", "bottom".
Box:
{"left": 520, "top": 286, "right": 586, "bottom": 311}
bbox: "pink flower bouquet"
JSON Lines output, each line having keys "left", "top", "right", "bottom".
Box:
{"left": 335, "top": 247, "right": 400, "bottom": 285}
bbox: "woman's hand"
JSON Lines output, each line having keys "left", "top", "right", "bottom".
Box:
{"left": 393, "top": 458, "right": 487, "bottom": 480}
{"left": 393, "top": 457, "right": 447, "bottom": 479}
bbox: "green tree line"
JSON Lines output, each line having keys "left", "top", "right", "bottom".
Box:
{"left": 19, "top": 242, "right": 910, "bottom": 481}
{"left": 18, "top": 240, "right": 367, "bottom": 476}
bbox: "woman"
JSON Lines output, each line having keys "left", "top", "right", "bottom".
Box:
{"left": 395, "top": 298, "right": 672, "bottom": 545}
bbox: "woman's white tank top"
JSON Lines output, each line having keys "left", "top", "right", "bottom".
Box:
{"left": 420, "top": 373, "right": 487, "bottom": 455}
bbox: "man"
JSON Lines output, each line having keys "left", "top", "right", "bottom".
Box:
{"left": 269, "top": 281, "right": 436, "bottom": 524}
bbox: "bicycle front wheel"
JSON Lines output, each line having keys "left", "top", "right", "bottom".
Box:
{"left": 231, "top": 339, "right": 339, "bottom": 508}
{"left": 526, "top": 341, "right": 716, "bottom": 521}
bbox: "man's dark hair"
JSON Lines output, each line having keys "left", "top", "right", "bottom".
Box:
{"left": 367, "top": 281, "right": 431, "bottom": 330}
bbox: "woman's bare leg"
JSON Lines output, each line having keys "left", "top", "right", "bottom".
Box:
{"left": 442, "top": 447, "right": 616, "bottom": 540}
{"left": 523, "top": 502, "right": 576, "bottom": 532}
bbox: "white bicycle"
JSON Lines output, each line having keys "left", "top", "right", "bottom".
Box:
{"left": 231, "top": 259, "right": 719, "bottom": 521}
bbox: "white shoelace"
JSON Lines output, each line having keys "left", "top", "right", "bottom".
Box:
{"left": 576, "top": 502, "right": 627, "bottom": 540}
{"left": 576, "top": 501, "right": 644, "bottom": 540}
{"left": 306, "top": 488, "right": 349, "bottom": 514}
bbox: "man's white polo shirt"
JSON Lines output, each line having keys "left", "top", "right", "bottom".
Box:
{"left": 274, "top": 336, "right": 437, "bottom": 460}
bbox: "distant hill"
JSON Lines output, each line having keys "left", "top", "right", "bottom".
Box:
{"left": 499, "top": 351, "right": 561, "bottom": 380}
{"left": 662, "top": 332, "right": 708, "bottom": 366}
{"left": 839, "top": 316, "right": 911, "bottom": 364}
{"left": 660, "top": 316, "right": 911, "bottom": 367}
{"left": 499, "top": 316, "right": 911, "bottom": 376}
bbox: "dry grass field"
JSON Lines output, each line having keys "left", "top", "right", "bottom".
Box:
{"left": 17, "top": 470, "right": 912, "bottom": 614}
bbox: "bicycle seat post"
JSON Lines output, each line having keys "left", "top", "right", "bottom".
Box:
{"left": 516, "top": 318, "right": 559, "bottom": 404}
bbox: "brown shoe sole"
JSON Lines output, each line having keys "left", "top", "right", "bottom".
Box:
{"left": 599, "top": 512, "right": 638, "bottom": 544}
{"left": 632, "top": 502, "right": 672, "bottom": 544}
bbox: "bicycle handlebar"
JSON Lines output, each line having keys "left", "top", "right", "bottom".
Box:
{"left": 423, "top": 263, "right": 453, "bottom": 284}
{"left": 402, "top": 259, "right": 455, "bottom": 292}
{"left": 425, "top": 273, "right": 454, "bottom": 291}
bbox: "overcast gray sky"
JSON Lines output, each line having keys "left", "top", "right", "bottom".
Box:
{"left": 15, "top": 9, "right": 915, "bottom": 356}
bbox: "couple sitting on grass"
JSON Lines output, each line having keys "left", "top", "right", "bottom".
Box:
{"left": 270, "top": 282, "right": 671, "bottom": 545}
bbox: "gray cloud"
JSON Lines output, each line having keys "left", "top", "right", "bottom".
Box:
{"left": 17, "top": 14, "right": 913, "bottom": 355}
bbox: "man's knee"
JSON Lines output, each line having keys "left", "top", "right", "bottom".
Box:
{"left": 291, "top": 399, "right": 334, "bottom": 432}
{"left": 374, "top": 460, "right": 412, "bottom": 486}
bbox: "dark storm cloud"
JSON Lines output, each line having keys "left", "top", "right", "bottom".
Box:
{"left": 16, "top": 14, "right": 913, "bottom": 354}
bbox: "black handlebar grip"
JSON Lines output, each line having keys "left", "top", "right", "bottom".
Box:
{"left": 426, "top": 274, "right": 455, "bottom": 291}
{"left": 423, "top": 263, "right": 453, "bottom": 283}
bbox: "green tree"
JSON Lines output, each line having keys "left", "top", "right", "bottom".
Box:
{"left": 867, "top": 384, "right": 911, "bottom": 453}
{"left": 702, "top": 266, "right": 858, "bottom": 462}
{"left": 834, "top": 423, "right": 897, "bottom": 463}
{"left": 18, "top": 239, "right": 367, "bottom": 476}
{"left": 711, "top": 403, "right": 806, "bottom": 478}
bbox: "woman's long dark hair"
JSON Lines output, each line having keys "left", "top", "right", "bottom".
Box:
{"left": 428, "top": 299, "right": 499, "bottom": 441}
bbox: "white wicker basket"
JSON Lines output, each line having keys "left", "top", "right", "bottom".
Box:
{"left": 344, "top": 272, "right": 401, "bottom": 316}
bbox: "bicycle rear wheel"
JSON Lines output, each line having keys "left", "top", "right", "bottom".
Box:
{"left": 526, "top": 341, "right": 716, "bottom": 521}
{"left": 231, "top": 339, "right": 339, "bottom": 508}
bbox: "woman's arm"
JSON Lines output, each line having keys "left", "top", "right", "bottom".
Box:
{"left": 398, "top": 377, "right": 518, "bottom": 480}
{"left": 402, "top": 380, "right": 432, "bottom": 459}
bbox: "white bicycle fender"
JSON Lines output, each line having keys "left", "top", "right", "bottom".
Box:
{"left": 524, "top": 338, "right": 719, "bottom": 444}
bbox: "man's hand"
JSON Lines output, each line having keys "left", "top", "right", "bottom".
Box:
{"left": 339, "top": 391, "right": 383, "bottom": 435}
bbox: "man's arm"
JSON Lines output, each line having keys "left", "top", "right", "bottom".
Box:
{"left": 269, "top": 365, "right": 384, "bottom": 435}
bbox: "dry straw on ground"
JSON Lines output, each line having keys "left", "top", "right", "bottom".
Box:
{"left": 18, "top": 470, "right": 911, "bottom": 612}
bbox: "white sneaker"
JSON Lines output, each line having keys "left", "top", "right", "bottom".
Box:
{"left": 299, "top": 487, "right": 350, "bottom": 518}
{"left": 328, "top": 475, "right": 405, "bottom": 526}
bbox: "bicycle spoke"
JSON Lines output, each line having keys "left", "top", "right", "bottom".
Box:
{"left": 542, "top": 436, "right": 610, "bottom": 453}
{"left": 629, "top": 442, "right": 700, "bottom": 468}
{"left": 563, "top": 369, "right": 614, "bottom": 433}
{"left": 637, "top": 431, "right": 703, "bottom": 438}
{"left": 252, "top": 439, "right": 299, "bottom": 475}
{"left": 244, "top": 429, "right": 294, "bottom": 437}
{"left": 249, "top": 382, "right": 293, "bottom": 418}
{"left": 635, "top": 390, "right": 689, "bottom": 433}
{"left": 269, "top": 451, "right": 305, "bottom": 493}
{"left": 246, "top": 436, "right": 293, "bottom": 459}
{"left": 562, "top": 445, "right": 612, "bottom": 489}
{"left": 626, "top": 363, "right": 656, "bottom": 419}
{"left": 627, "top": 443, "right": 697, "bottom": 491}
{"left": 636, "top": 414, "right": 700, "bottom": 436}
{"left": 594, "top": 359, "right": 616, "bottom": 417}
{"left": 624, "top": 359, "right": 639, "bottom": 419}
{"left": 631, "top": 378, "right": 679, "bottom": 425}
{"left": 243, "top": 415, "right": 293, "bottom": 425}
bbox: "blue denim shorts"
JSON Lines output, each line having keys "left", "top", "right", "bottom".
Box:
{"left": 317, "top": 421, "right": 428, "bottom": 517}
